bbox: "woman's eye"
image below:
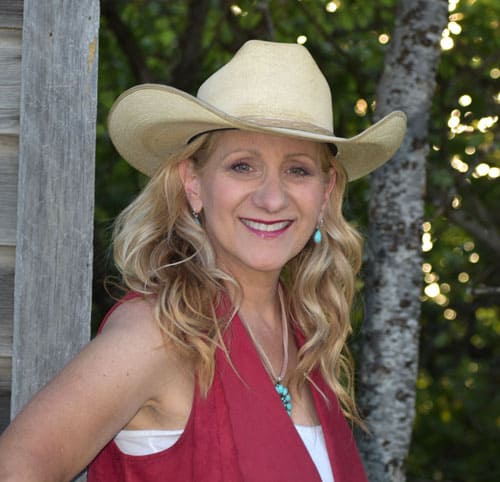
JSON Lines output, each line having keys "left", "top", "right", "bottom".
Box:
{"left": 230, "top": 162, "right": 252, "bottom": 173}
{"left": 287, "top": 166, "right": 310, "bottom": 176}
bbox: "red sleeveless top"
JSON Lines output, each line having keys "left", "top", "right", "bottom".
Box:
{"left": 87, "top": 296, "right": 368, "bottom": 482}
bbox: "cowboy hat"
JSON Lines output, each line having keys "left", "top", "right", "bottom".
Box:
{"left": 108, "top": 40, "right": 406, "bottom": 181}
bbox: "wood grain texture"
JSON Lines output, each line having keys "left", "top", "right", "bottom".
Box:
{"left": 0, "top": 135, "right": 18, "bottom": 246}
{"left": 0, "top": 245, "right": 14, "bottom": 432}
{"left": 0, "top": 0, "right": 24, "bottom": 29}
{"left": 12, "top": 0, "right": 99, "bottom": 432}
{"left": 0, "top": 29, "right": 22, "bottom": 135}
{"left": 0, "top": 0, "right": 21, "bottom": 434}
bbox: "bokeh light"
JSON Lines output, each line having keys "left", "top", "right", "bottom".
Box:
{"left": 458, "top": 94, "right": 472, "bottom": 107}
{"left": 354, "top": 98, "right": 368, "bottom": 116}
{"left": 378, "top": 34, "right": 390, "bottom": 45}
{"left": 230, "top": 4, "right": 243, "bottom": 15}
{"left": 325, "top": 1, "right": 340, "bottom": 13}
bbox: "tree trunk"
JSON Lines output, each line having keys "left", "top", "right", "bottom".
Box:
{"left": 356, "top": 1, "right": 448, "bottom": 481}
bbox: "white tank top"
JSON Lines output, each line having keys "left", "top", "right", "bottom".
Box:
{"left": 115, "top": 424, "right": 334, "bottom": 482}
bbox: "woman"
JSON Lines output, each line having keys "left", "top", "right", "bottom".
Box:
{"left": 0, "top": 40, "right": 405, "bottom": 481}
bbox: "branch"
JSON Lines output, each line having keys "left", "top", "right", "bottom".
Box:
{"left": 445, "top": 204, "right": 500, "bottom": 257}
{"left": 471, "top": 286, "right": 500, "bottom": 296}
{"left": 101, "top": 0, "right": 154, "bottom": 83}
{"left": 256, "top": 1, "right": 276, "bottom": 40}
{"left": 170, "top": 0, "right": 212, "bottom": 92}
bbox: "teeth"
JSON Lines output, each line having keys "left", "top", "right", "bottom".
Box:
{"left": 242, "top": 219, "right": 290, "bottom": 232}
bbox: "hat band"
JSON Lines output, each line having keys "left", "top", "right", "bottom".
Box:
{"left": 187, "top": 128, "right": 237, "bottom": 145}
{"left": 186, "top": 116, "right": 334, "bottom": 146}
{"left": 239, "top": 115, "right": 333, "bottom": 136}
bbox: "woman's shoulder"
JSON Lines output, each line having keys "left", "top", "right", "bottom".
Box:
{"left": 103, "top": 293, "right": 152, "bottom": 321}
{"left": 98, "top": 293, "right": 189, "bottom": 376}
{"left": 93, "top": 294, "right": 176, "bottom": 377}
{"left": 97, "top": 294, "right": 195, "bottom": 430}
{"left": 98, "top": 293, "right": 168, "bottom": 349}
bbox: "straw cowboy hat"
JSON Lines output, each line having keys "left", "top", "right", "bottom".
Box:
{"left": 108, "top": 39, "right": 406, "bottom": 181}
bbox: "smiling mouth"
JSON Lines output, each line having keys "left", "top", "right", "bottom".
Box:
{"left": 240, "top": 218, "right": 292, "bottom": 233}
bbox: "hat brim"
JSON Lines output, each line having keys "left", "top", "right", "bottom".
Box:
{"left": 108, "top": 84, "right": 407, "bottom": 181}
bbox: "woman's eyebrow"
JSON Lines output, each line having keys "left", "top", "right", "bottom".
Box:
{"left": 220, "top": 148, "right": 260, "bottom": 160}
{"left": 284, "top": 152, "right": 317, "bottom": 161}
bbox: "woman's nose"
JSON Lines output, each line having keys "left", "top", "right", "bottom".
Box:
{"left": 251, "top": 172, "right": 288, "bottom": 212}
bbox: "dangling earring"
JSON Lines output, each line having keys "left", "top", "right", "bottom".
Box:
{"left": 313, "top": 227, "right": 322, "bottom": 244}
{"left": 313, "top": 220, "right": 323, "bottom": 244}
{"left": 192, "top": 210, "right": 201, "bottom": 226}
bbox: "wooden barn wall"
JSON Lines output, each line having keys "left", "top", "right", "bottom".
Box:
{"left": 0, "top": 0, "right": 23, "bottom": 432}
{"left": 12, "top": 11, "right": 98, "bottom": 468}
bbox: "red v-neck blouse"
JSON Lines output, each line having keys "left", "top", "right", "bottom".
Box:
{"left": 88, "top": 295, "right": 368, "bottom": 481}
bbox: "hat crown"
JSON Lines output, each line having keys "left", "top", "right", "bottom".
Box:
{"left": 197, "top": 40, "right": 334, "bottom": 134}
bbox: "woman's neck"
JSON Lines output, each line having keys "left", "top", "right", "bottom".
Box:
{"left": 217, "top": 260, "right": 284, "bottom": 329}
{"left": 237, "top": 280, "right": 284, "bottom": 332}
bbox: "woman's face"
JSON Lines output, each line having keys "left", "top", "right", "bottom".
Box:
{"left": 180, "top": 131, "right": 335, "bottom": 280}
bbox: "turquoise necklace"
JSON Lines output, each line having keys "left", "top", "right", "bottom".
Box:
{"left": 242, "top": 287, "right": 292, "bottom": 416}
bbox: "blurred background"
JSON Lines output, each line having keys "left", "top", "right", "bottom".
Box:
{"left": 93, "top": 1, "right": 499, "bottom": 480}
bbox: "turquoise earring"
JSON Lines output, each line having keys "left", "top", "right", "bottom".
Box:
{"left": 313, "top": 227, "right": 322, "bottom": 244}
{"left": 192, "top": 210, "right": 201, "bottom": 225}
{"left": 313, "top": 219, "right": 323, "bottom": 244}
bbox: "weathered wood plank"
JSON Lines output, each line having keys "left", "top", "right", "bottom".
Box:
{"left": 0, "top": 135, "right": 18, "bottom": 246}
{"left": 0, "top": 2, "right": 20, "bottom": 434}
{"left": 0, "top": 29, "right": 22, "bottom": 135}
{"left": 0, "top": 108, "right": 19, "bottom": 135}
{"left": 0, "top": 246, "right": 14, "bottom": 355}
{"left": 0, "top": 1, "right": 24, "bottom": 29}
{"left": 0, "top": 390, "right": 10, "bottom": 432}
{"left": 0, "top": 355, "right": 12, "bottom": 433}
{"left": 0, "top": 29, "right": 22, "bottom": 87}
{"left": 13, "top": 1, "right": 99, "bottom": 449}
{"left": 0, "top": 245, "right": 14, "bottom": 432}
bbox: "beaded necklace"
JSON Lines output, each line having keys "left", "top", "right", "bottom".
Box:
{"left": 241, "top": 286, "right": 292, "bottom": 416}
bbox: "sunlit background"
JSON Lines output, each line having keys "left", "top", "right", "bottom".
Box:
{"left": 95, "top": 1, "right": 500, "bottom": 480}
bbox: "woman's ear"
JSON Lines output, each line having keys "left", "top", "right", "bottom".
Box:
{"left": 319, "top": 168, "right": 336, "bottom": 215}
{"left": 178, "top": 159, "right": 203, "bottom": 212}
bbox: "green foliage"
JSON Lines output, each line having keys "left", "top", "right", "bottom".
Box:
{"left": 95, "top": 0, "right": 499, "bottom": 479}
{"left": 410, "top": 0, "right": 500, "bottom": 478}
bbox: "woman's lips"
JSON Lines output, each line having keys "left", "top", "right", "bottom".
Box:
{"left": 240, "top": 218, "right": 292, "bottom": 238}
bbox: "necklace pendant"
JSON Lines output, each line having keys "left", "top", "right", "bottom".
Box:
{"left": 275, "top": 382, "right": 292, "bottom": 416}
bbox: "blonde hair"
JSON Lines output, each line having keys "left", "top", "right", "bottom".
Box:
{"left": 112, "top": 132, "right": 363, "bottom": 425}
{"left": 284, "top": 146, "right": 363, "bottom": 425}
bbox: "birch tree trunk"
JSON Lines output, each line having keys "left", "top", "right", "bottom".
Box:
{"left": 356, "top": 1, "right": 448, "bottom": 481}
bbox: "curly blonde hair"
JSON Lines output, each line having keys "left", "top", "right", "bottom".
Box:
{"left": 112, "top": 131, "right": 363, "bottom": 425}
